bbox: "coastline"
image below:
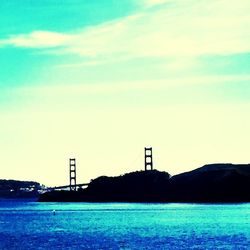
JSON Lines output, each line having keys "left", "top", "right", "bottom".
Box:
{"left": 39, "top": 163, "right": 250, "bottom": 203}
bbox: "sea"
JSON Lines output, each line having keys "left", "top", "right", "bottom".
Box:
{"left": 0, "top": 200, "right": 249, "bottom": 250}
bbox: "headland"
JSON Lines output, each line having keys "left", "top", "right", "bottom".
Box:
{"left": 39, "top": 163, "right": 250, "bottom": 203}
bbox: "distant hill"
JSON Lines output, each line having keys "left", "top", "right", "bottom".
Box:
{"left": 169, "top": 163, "right": 250, "bottom": 202}
{"left": 39, "top": 170, "right": 171, "bottom": 202}
{"left": 0, "top": 179, "right": 42, "bottom": 198}
{"left": 39, "top": 164, "right": 250, "bottom": 203}
{"left": 86, "top": 170, "right": 171, "bottom": 202}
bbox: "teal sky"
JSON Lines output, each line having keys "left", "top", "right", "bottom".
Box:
{"left": 1, "top": 0, "right": 250, "bottom": 186}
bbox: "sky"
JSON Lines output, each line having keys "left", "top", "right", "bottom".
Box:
{"left": 1, "top": 0, "right": 250, "bottom": 186}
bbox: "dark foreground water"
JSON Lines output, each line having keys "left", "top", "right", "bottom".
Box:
{"left": 0, "top": 201, "right": 249, "bottom": 249}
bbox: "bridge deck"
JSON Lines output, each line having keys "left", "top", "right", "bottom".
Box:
{"left": 51, "top": 183, "right": 89, "bottom": 190}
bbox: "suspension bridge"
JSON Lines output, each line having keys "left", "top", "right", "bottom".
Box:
{"left": 49, "top": 147, "right": 154, "bottom": 191}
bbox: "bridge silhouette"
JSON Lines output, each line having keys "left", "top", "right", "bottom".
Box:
{"left": 48, "top": 147, "right": 153, "bottom": 191}
{"left": 49, "top": 183, "right": 89, "bottom": 191}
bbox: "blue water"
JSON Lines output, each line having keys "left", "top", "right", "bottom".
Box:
{"left": 0, "top": 200, "right": 249, "bottom": 249}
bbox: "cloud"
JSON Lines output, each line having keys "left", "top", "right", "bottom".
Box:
{"left": 51, "top": 0, "right": 250, "bottom": 63}
{"left": 1, "top": 0, "right": 250, "bottom": 64}
{"left": 0, "top": 31, "right": 73, "bottom": 48}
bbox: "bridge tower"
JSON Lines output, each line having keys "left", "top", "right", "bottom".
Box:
{"left": 145, "top": 147, "right": 153, "bottom": 171}
{"left": 69, "top": 158, "right": 76, "bottom": 191}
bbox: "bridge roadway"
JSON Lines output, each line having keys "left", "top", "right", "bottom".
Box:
{"left": 49, "top": 183, "right": 90, "bottom": 191}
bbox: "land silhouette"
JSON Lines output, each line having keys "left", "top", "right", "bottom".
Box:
{"left": 0, "top": 180, "right": 42, "bottom": 198}
{"left": 39, "top": 163, "right": 250, "bottom": 203}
